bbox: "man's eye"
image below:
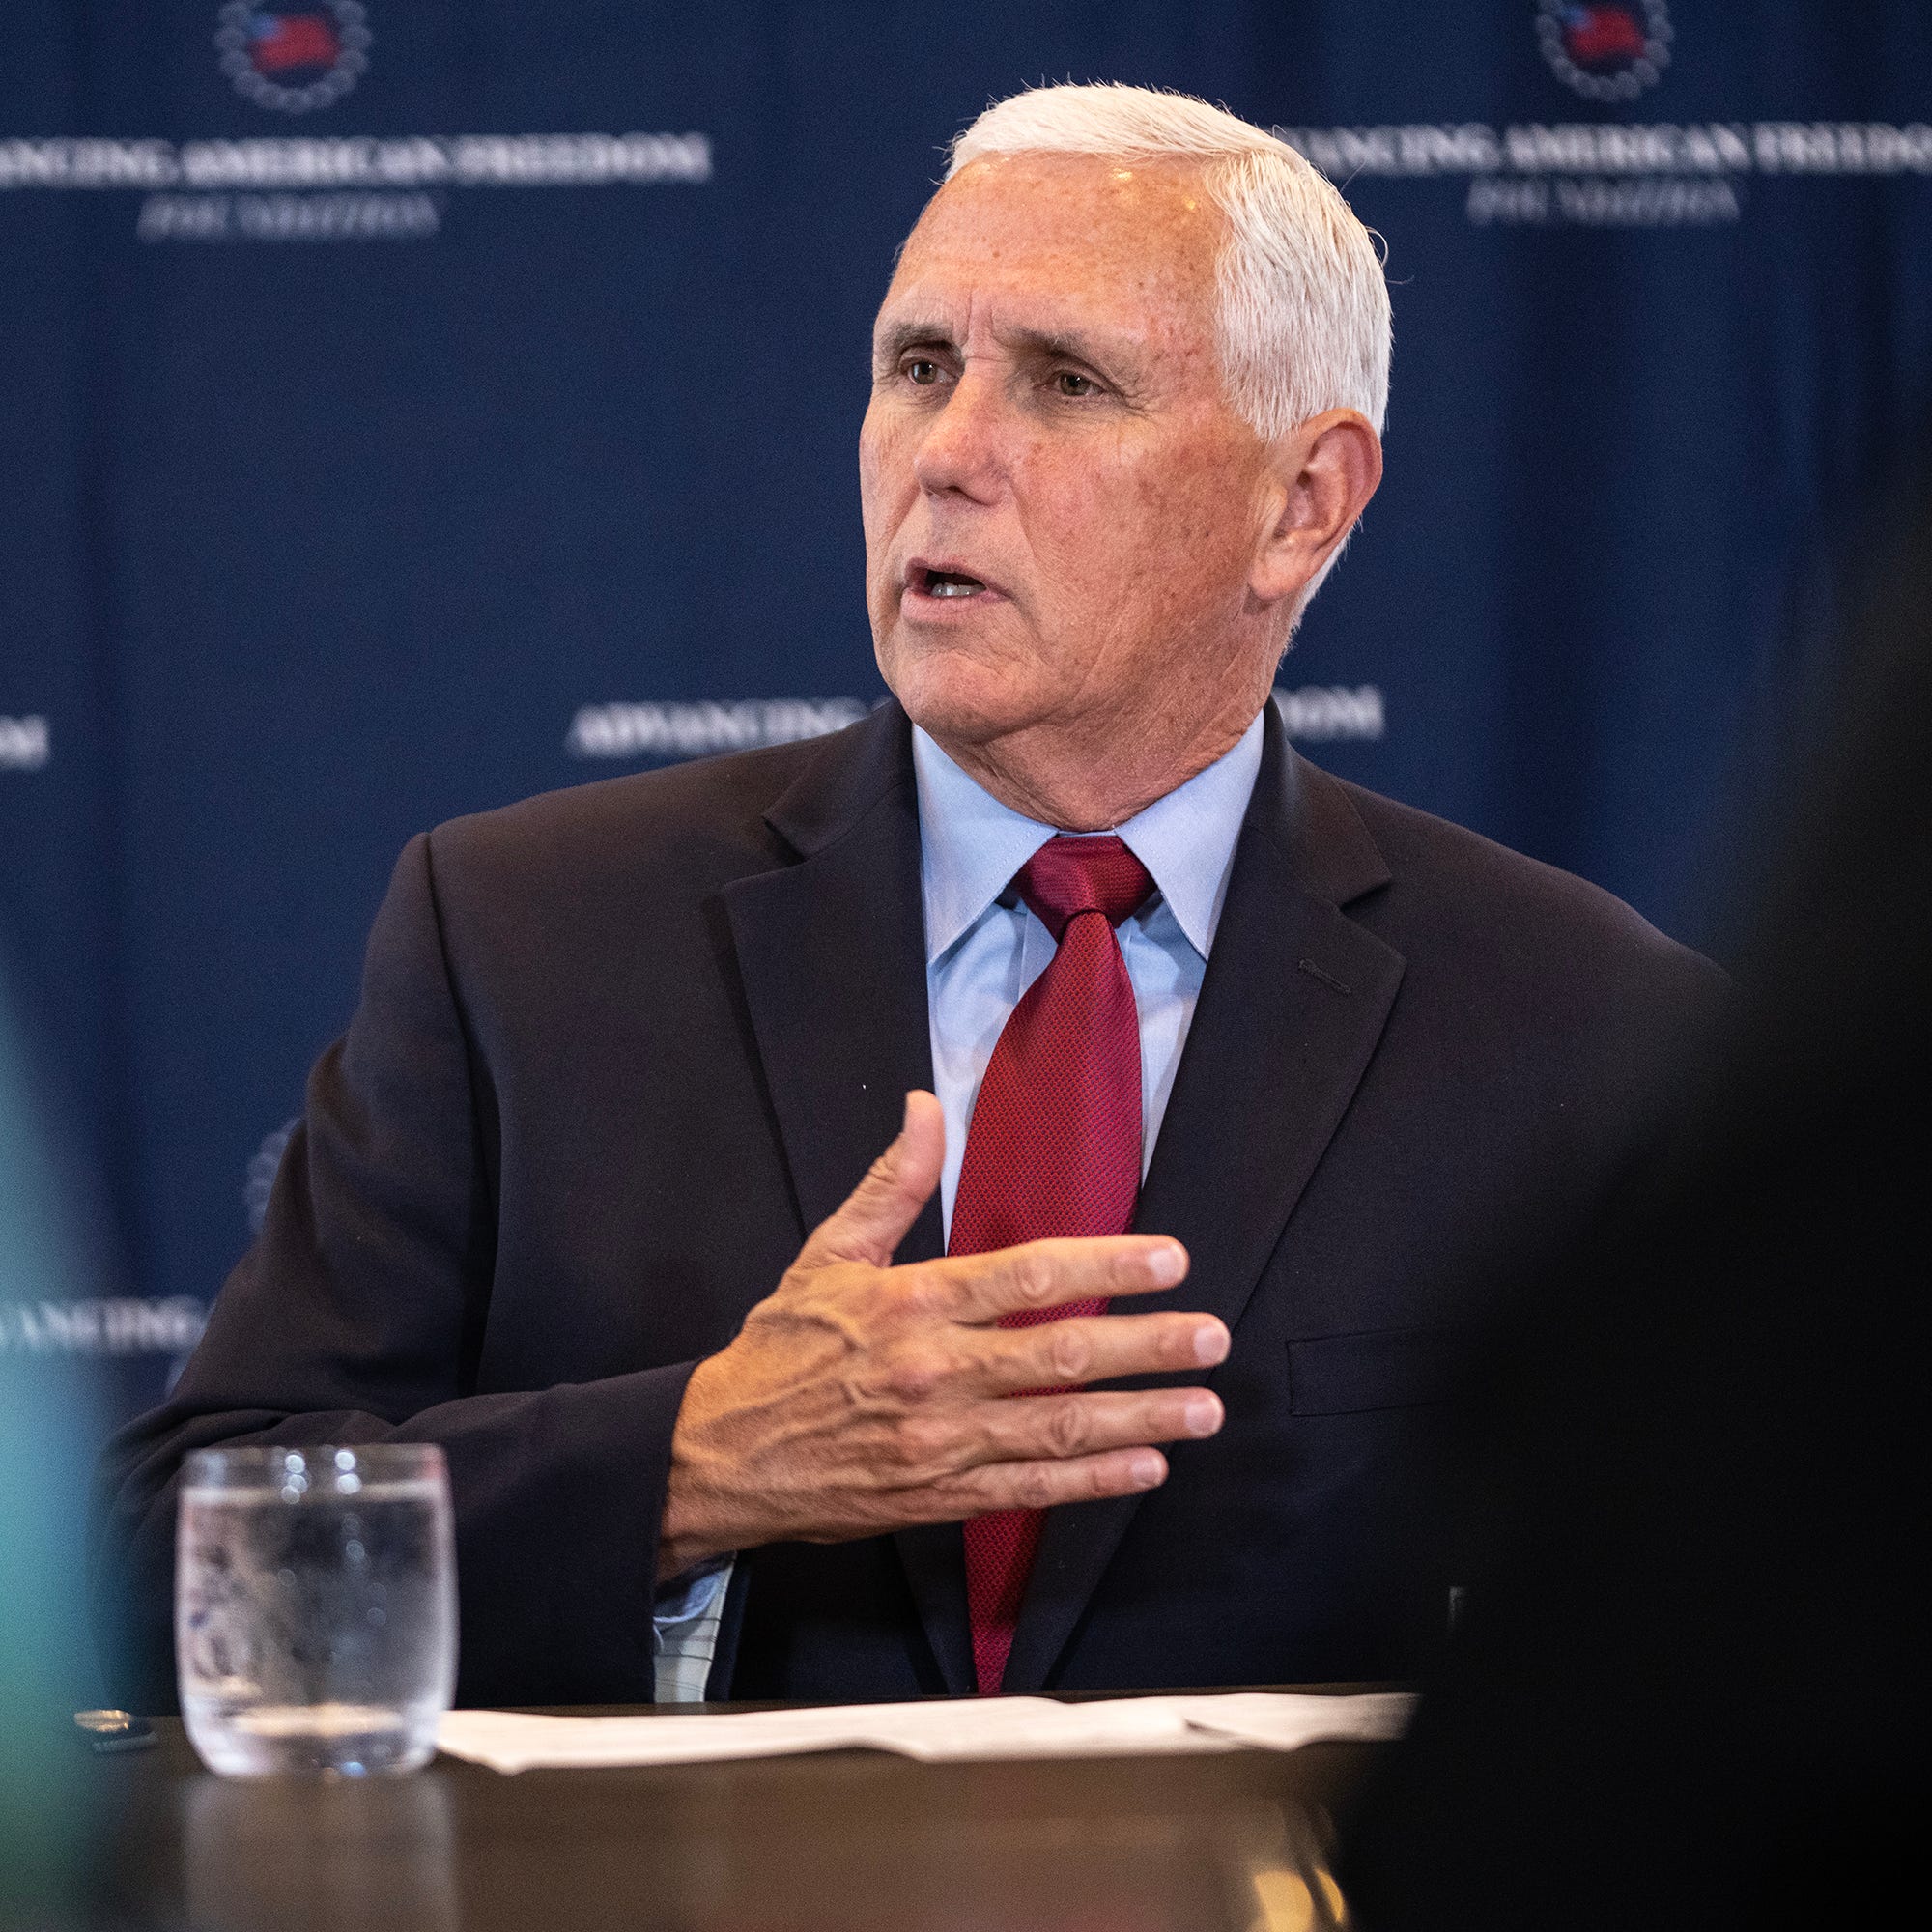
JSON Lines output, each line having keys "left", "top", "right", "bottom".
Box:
{"left": 905, "top": 359, "right": 941, "bottom": 385}
{"left": 1053, "top": 371, "right": 1099, "bottom": 397}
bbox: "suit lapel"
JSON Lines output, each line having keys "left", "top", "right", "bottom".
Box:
{"left": 719, "top": 701, "right": 970, "bottom": 1692}
{"left": 720, "top": 703, "right": 941, "bottom": 1250}
{"left": 1001, "top": 716, "right": 1407, "bottom": 1693}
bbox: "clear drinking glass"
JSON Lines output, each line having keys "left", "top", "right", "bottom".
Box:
{"left": 176, "top": 1443, "right": 456, "bottom": 1776}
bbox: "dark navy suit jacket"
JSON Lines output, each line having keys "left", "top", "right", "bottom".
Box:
{"left": 97, "top": 701, "right": 1721, "bottom": 1709}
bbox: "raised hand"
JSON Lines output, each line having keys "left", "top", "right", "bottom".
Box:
{"left": 657, "top": 1091, "right": 1228, "bottom": 1578}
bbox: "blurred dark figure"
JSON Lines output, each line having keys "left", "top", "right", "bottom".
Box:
{"left": 1342, "top": 487, "right": 1932, "bottom": 1928}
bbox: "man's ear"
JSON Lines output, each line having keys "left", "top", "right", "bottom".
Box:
{"left": 1250, "top": 410, "right": 1384, "bottom": 611}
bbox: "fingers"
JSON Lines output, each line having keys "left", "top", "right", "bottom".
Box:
{"left": 949, "top": 1446, "right": 1174, "bottom": 1516}
{"left": 971, "top": 1386, "right": 1224, "bottom": 1464}
{"left": 967, "top": 1308, "right": 1229, "bottom": 1394}
{"left": 935, "top": 1235, "right": 1190, "bottom": 1324}
{"left": 798, "top": 1091, "right": 946, "bottom": 1269}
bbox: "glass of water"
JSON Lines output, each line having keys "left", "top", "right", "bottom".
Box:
{"left": 176, "top": 1443, "right": 456, "bottom": 1776}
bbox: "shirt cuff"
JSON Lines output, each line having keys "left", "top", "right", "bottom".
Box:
{"left": 651, "top": 1555, "right": 734, "bottom": 1704}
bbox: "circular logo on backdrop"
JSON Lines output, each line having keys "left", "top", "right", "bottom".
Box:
{"left": 216, "top": 3, "right": 371, "bottom": 114}
{"left": 1536, "top": 2, "right": 1672, "bottom": 102}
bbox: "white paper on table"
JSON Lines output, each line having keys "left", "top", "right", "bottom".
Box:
{"left": 436, "top": 1690, "right": 1414, "bottom": 1775}
{"left": 1158, "top": 1690, "right": 1416, "bottom": 1751}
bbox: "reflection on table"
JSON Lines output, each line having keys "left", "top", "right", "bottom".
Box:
{"left": 87, "top": 1702, "right": 1380, "bottom": 1932}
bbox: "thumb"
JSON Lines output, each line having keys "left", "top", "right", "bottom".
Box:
{"left": 799, "top": 1090, "right": 945, "bottom": 1268}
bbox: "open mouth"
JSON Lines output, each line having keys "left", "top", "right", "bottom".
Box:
{"left": 910, "top": 563, "right": 990, "bottom": 600}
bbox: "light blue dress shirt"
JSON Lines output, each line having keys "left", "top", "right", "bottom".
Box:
{"left": 650, "top": 710, "right": 1267, "bottom": 1700}
{"left": 913, "top": 718, "right": 1264, "bottom": 1236}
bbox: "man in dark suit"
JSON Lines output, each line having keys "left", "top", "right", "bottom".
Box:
{"left": 96, "top": 85, "right": 1718, "bottom": 1710}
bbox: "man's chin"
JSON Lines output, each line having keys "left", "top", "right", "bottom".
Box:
{"left": 877, "top": 640, "right": 1048, "bottom": 749}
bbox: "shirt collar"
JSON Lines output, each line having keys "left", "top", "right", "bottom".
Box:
{"left": 912, "top": 708, "right": 1265, "bottom": 965}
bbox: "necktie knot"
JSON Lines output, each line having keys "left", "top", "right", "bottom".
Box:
{"left": 1016, "top": 836, "right": 1155, "bottom": 942}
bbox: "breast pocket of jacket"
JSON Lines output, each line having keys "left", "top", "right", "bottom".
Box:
{"left": 1285, "top": 1326, "right": 1471, "bottom": 1415}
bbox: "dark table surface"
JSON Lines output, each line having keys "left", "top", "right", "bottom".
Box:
{"left": 78, "top": 1696, "right": 1387, "bottom": 1932}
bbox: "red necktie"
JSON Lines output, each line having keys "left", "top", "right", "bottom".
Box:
{"left": 951, "top": 835, "right": 1155, "bottom": 1693}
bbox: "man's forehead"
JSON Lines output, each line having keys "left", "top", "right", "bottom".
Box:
{"left": 881, "top": 154, "right": 1223, "bottom": 333}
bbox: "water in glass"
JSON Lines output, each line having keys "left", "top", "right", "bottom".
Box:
{"left": 176, "top": 1444, "right": 456, "bottom": 1776}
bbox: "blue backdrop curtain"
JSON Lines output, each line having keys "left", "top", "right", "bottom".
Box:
{"left": 3, "top": 1, "right": 1929, "bottom": 1427}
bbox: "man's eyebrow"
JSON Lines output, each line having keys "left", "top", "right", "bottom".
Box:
{"left": 873, "top": 318, "right": 955, "bottom": 364}
{"left": 1000, "top": 327, "right": 1117, "bottom": 367}
{"left": 872, "top": 320, "right": 1132, "bottom": 364}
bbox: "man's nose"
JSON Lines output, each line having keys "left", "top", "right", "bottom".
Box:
{"left": 910, "top": 368, "right": 1009, "bottom": 502}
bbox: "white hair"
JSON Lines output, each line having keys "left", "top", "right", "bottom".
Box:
{"left": 947, "top": 84, "right": 1391, "bottom": 622}
{"left": 948, "top": 84, "right": 1389, "bottom": 438}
